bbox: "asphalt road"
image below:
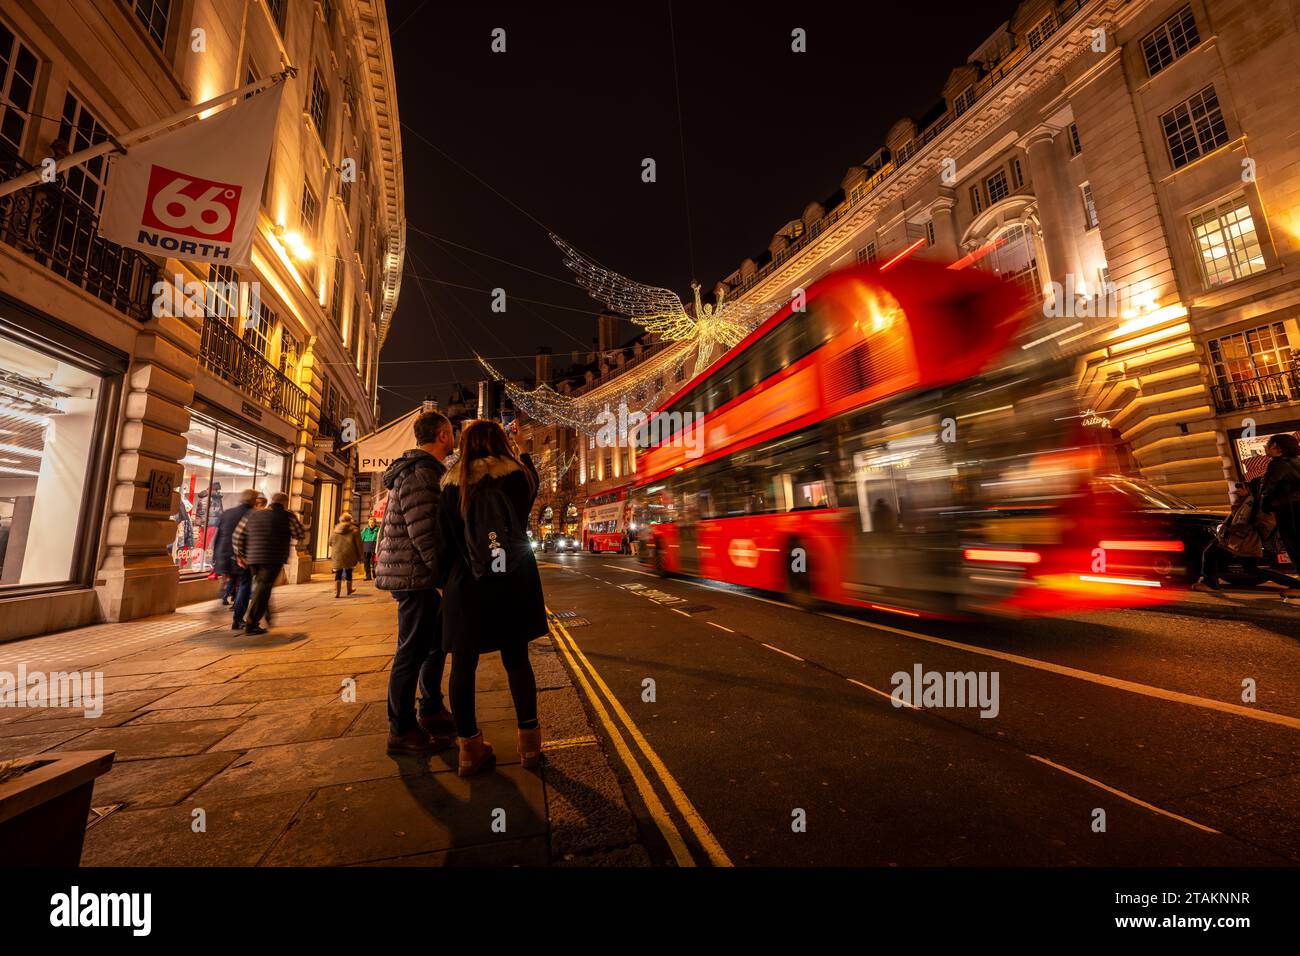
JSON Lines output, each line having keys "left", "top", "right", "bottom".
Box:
{"left": 538, "top": 552, "right": 1300, "bottom": 866}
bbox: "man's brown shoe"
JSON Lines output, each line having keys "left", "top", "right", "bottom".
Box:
{"left": 386, "top": 729, "right": 439, "bottom": 755}
{"left": 417, "top": 708, "right": 456, "bottom": 736}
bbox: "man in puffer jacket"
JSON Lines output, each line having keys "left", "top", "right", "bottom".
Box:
{"left": 375, "top": 410, "right": 457, "bottom": 755}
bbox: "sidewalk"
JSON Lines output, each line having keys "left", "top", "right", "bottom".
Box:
{"left": 0, "top": 577, "right": 649, "bottom": 866}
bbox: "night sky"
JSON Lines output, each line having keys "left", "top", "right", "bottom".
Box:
{"left": 381, "top": 0, "right": 1021, "bottom": 420}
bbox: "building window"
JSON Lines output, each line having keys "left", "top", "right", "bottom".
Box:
{"left": 340, "top": 176, "right": 352, "bottom": 215}
{"left": 976, "top": 222, "right": 1041, "bottom": 304}
{"left": 856, "top": 241, "right": 877, "bottom": 265}
{"left": 1161, "top": 85, "right": 1229, "bottom": 170}
{"left": 279, "top": 329, "right": 302, "bottom": 379}
{"left": 1010, "top": 157, "right": 1025, "bottom": 189}
{"left": 925, "top": 221, "right": 936, "bottom": 246}
{"left": 266, "top": 0, "right": 287, "bottom": 34}
{"left": 244, "top": 288, "right": 275, "bottom": 356}
{"left": 1027, "top": 15, "right": 1058, "bottom": 51}
{"left": 1067, "top": 123, "right": 1082, "bottom": 156}
{"left": 0, "top": 21, "right": 38, "bottom": 153}
{"left": 58, "top": 92, "right": 110, "bottom": 211}
{"left": 309, "top": 70, "right": 330, "bottom": 141}
{"left": 205, "top": 264, "right": 239, "bottom": 324}
{"left": 1208, "top": 323, "right": 1292, "bottom": 388}
{"left": 1142, "top": 5, "right": 1200, "bottom": 78}
{"left": 320, "top": 0, "right": 335, "bottom": 27}
{"left": 952, "top": 86, "right": 977, "bottom": 117}
{"left": 301, "top": 183, "right": 319, "bottom": 234}
{"left": 330, "top": 255, "right": 344, "bottom": 328}
{"left": 1189, "top": 193, "right": 1266, "bottom": 287}
{"left": 985, "top": 169, "right": 1010, "bottom": 205}
{"left": 970, "top": 184, "right": 984, "bottom": 215}
{"left": 1080, "top": 182, "right": 1099, "bottom": 230}
{"left": 126, "top": 0, "right": 171, "bottom": 50}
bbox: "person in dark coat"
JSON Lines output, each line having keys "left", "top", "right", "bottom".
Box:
{"left": 212, "top": 488, "right": 257, "bottom": 624}
{"left": 375, "top": 411, "right": 457, "bottom": 755}
{"left": 436, "top": 419, "right": 547, "bottom": 776}
{"left": 232, "top": 492, "right": 304, "bottom": 635}
{"left": 1260, "top": 433, "right": 1300, "bottom": 574}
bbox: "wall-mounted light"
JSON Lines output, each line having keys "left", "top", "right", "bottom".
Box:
{"left": 273, "top": 224, "right": 313, "bottom": 261}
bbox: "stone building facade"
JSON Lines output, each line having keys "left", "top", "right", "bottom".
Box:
{"left": 0, "top": 0, "right": 405, "bottom": 640}
{"left": 712, "top": 0, "right": 1300, "bottom": 506}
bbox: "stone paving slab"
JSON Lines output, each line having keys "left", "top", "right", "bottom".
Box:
{"left": 82, "top": 791, "right": 312, "bottom": 867}
{"left": 74, "top": 718, "right": 247, "bottom": 760}
{"left": 210, "top": 705, "right": 360, "bottom": 750}
{"left": 92, "top": 753, "right": 241, "bottom": 809}
{"left": 260, "top": 769, "right": 548, "bottom": 866}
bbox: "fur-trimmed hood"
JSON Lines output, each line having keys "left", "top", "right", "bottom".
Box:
{"left": 441, "top": 454, "right": 523, "bottom": 489}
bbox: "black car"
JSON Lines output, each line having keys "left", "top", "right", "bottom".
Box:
{"left": 543, "top": 532, "right": 579, "bottom": 554}
{"left": 1092, "top": 475, "right": 1287, "bottom": 585}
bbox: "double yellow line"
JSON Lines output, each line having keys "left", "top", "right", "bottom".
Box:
{"left": 546, "top": 608, "right": 732, "bottom": 867}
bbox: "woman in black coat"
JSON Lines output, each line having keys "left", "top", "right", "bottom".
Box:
{"left": 436, "top": 420, "right": 547, "bottom": 776}
{"left": 1260, "top": 432, "right": 1300, "bottom": 569}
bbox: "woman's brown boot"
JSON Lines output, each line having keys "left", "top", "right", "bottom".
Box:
{"left": 457, "top": 732, "right": 495, "bottom": 777}
{"left": 518, "top": 726, "right": 542, "bottom": 768}
{"left": 334, "top": 580, "right": 341, "bottom": 598}
{"left": 346, "top": 578, "right": 354, "bottom": 595}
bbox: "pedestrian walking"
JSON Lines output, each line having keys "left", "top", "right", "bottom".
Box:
{"left": 212, "top": 488, "right": 257, "bottom": 627}
{"left": 436, "top": 420, "right": 547, "bottom": 777}
{"left": 231, "top": 491, "right": 304, "bottom": 635}
{"left": 1193, "top": 478, "right": 1300, "bottom": 596}
{"left": 375, "top": 410, "right": 457, "bottom": 755}
{"left": 329, "top": 512, "right": 364, "bottom": 597}
{"left": 360, "top": 516, "right": 380, "bottom": 580}
{"left": 1260, "top": 433, "right": 1300, "bottom": 578}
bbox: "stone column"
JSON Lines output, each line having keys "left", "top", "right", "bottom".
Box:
{"left": 286, "top": 339, "right": 320, "bottom": 584}
{"left": 928, "top": 195, "right": 959, "bottom": 262}
{"left": 95, "top": 273, "right": 198, "bottom": 622}
{"left": 1021, "top": 127, "right": 1081, "bottom": 297}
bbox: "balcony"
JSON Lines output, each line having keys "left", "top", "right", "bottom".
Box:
{"left": 0, "top": 144, "right": 159, "bottom": 322}
{"left": 1211, "top": 368, "right": 1300, "bottom": 415}
{"left": 199, "top": 315, "right": 308, "bottom": 425}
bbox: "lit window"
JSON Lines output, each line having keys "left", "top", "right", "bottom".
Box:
{"left": 1080, "top": 182, "right": 1099, "bottom": 230}
{"left": 1208, "top": 323, "right": 1291, "bottom": 387}
{"left": 330, "top": 254, "right": 345, "bottom": 328}
{"left": 952, "top": 86, "right": 977, "bottom": 116}
{"left": 1142, "top": 5, "right": 1199, "bottom": 78}
{"left": 1027, "top": 15, "right": 1058, "bottom": 51}
{"left": 244, "top": 290, "right": 276, "bottom": 356}
{"left": 205, "top": 264, "right": 239, "bottom": 324}
{"left": 1161, "top": 85, "right": 1229, "bottom": 170}
{"left": 0, "top": 21, "right": 38, "bottom": 153}
{"left": 1189, "top": 193, "right": 1266, "bottom": 287}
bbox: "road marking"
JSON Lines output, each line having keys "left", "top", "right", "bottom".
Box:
{"left": 819, "top": 611, "right": 1300, "bottom": 732}
{"left": 1026, "top": 754, "right": 1222, "bottom": 835}
{"left": 543, "top": 735, "right": 599, "bottom": 752}
{"left": 548, "top": 611, "right": 733, "bottom": 867}
{"left": 546, "top": 618, "right": 697, "bottom": 867}
{"left": 675, "top": 577, "right": 798, "bottom": 610}
{"left": 847, "top": 676, "right": 915, "bottom": 708}
{"left": 671, "top": 608, "right": 691, "bottom": 617}
{"left": 707, "top": 622, "right": 735, "bottom": 633}
{"left": 610, "top": 566, "right": 658, "bottom": 577}
{"left": 760, "top": 643, "right": 804, "bottom": 662}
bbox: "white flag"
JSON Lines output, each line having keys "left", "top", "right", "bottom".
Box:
{"left": 349, "top": 408, "right": 422, "bottom": 473}
{"left": 99, "top": 82, "right": 284, "bottom": 268}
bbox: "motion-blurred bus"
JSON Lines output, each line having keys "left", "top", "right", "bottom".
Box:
{"left": 631, "top": 259, "right": 1182, "bottom": 618}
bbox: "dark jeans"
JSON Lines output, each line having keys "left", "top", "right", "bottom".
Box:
{"left": 230, "top": 567, "right": 252, "bottom": 624}
{"left": 388, "top": 589, "right": 449, "bottom": 735}
{"left": 1201, "top": 541, "right": 1300, "bottom": 589}
{"left": 363, "top": 549, "right": 375, "bottom": 578}
{"left": 334, "top": 567, "right": 353, "bottom": 582}
{"left": 450, "top": 642, "right": 537, "bottom": 739}
{"left": 245, "top": 564, "right": 281, "bottom": 627}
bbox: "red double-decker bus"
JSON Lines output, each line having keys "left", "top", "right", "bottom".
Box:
{"left": 583, "top": 486, "right": 631, "bottom": 553}
{"left": 631, "top": 259, "right": 1180, "bottom": 617}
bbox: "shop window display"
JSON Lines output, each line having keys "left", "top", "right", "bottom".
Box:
{"left": 173, "top": 413, "right": 289, "bottom": 574}
{"left": 0, "top": 333, "right": 105, "bottom": 587}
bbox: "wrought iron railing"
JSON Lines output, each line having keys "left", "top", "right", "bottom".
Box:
{"left": 199, "top": 315, "right": 308, "bottom": 425}
{"left": 1211, "top": 369, "right": 1300, "bottom": 414}
{"left": 0, "top": 143, "right": 159, "bottom": 321}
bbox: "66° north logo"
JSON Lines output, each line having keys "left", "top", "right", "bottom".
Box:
{"left": 141, "top": 165, "right": 241, "bottom": 241}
